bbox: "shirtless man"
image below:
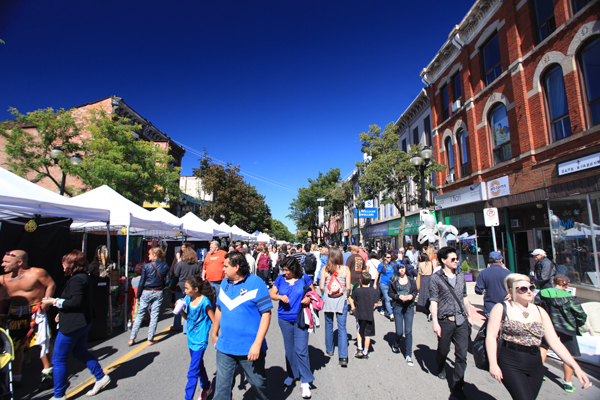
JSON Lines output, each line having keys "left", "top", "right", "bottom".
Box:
{"left": 1, "top": 250, "right": 56, "bottom": 388}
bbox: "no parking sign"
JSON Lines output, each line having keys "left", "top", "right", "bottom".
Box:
{"left": 484, "top": 207, "right": 499, "bottom": 227}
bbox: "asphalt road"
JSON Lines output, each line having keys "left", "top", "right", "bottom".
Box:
{"left": 17, "top": 298, "right": 600, "bottom": 400}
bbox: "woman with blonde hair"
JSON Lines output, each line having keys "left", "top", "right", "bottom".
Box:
{"left": 485, "top": 273, "right": 591, "bottom": 399}
{"left": 129, "top": 247, "right": 170, "bottom": 346}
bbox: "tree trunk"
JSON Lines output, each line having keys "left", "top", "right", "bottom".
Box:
{"left": 398, "top": 215, "right": 406, "bottom": 248}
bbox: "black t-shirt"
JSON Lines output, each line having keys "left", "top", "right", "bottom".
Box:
{"left": 351, "top": 286, "right": 379, "bottom": 321}
{"left": 347, "top": 254, "right": 366, "bottom": 284}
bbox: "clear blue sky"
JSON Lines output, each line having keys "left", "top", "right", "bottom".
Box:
{"left": 1, "top": 0, "right": 474, "bottom": 235}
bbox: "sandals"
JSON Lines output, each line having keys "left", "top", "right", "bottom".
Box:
{"left": 147, "top": 339, "right": 156, "bottom": 346}
{"left": 128, "top": 340, "right": 135, "bottom": 347}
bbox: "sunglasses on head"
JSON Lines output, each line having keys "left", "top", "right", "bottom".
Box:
{"left": 515, "top": 285, "right": 536, "bottom": 294}
{"left": 5, "top": 252, "right": 16, "bottom": 257}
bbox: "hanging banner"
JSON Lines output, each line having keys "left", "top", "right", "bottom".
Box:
{"left": 487, "top": 176, "right": 510, "bottom": 198}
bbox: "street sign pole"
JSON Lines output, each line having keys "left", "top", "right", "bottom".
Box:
{"left": 484, "top": 207, "right": 500, "bottom": 252}
{"left": 491, "top": 225, "right": 498, "bottom": 252}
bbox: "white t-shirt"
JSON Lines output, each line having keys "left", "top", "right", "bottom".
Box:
{"left": 367, "top": 258, "right": 379, "bottom": 278}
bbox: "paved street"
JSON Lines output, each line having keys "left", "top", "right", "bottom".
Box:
{"left": 17, "top": 286, "right": 600, "bottom": 400}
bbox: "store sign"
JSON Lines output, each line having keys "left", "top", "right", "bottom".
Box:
{"left": 487, "top": 176, "right": 510, "bottom": 198}
{"left": 558, "top": 152, "right": 600, "bottom": 176}
{"left": 355, "top": 208, "right": 378, "bottom": 218}
{"left": 435, "top": 183, "right": 487, "bottom": 209}
{"left": 366, "top": 222, "right": 388, "bottom": 237}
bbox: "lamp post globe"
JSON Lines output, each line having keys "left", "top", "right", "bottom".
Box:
{"left": 50, "top": 146, "right": 64, "bottom": 160}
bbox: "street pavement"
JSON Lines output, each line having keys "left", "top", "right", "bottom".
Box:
{"left": 17, "top": 283, "right": 600, "bottom": 400}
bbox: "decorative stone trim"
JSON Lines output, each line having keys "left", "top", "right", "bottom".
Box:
{"left": 477, "top": 92, "right": 513, "bottom": 130}
{"left": 527, "top": 51, "right": 573, "bottom": 98}
{"left": 453, "top": 119, "right": 469, "bottom": 137}
{"left": 566, "top": 20, "right": 600, "bottom": 60}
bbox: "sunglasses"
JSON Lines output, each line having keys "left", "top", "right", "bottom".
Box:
{"left": 5, "top": 252, "right": 16, "bottom": 257}
{"left": 515, "top": 285, "right": 536, "bottom": 294}
{"left": 448, "top": 257, "right": 457, "bottom": 262}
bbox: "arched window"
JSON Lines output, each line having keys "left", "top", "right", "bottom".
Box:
{"left": 580, "top": 37, "right": 600, "bottom": 126}
{"left": 489, "top": 104, "right": 512, "bottom": 164}
{"left": 445, "top": 137, "right": 454, "bottom": 171}
{"left": 543, "top": 65, "right": 571, "bottom": 141}
{"left": 456, "top": 129, "right": 469, "bottom": 177}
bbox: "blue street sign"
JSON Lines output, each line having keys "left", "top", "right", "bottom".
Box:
{"left": 354, "top": 208, "right": 378, "bottom": 218}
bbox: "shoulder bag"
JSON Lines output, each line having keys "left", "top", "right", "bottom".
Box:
{"left": 473, "top": 302, "right": 507, "bottom": 371}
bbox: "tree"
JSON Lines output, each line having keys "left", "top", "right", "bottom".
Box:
{"left": 288, "top": 168, "right": 349, "bottom": 241}
{"left": 356, "top": 122, "right": 446, "bottom": 247}
{"left": 1, "top": 107, "right": 182, "bottom": 204}
{"left": 193, "top": 151, "right": 272, "bottom": 233}
{"left": 270, "top": 219, "right": 294, "bottom": 242}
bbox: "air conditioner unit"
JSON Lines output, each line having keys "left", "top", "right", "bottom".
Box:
{"left": 452, "top": 99, "right": 462, "bottom": 112}
{"left": 446, "top": 173, "right": 455, "bottom": 183}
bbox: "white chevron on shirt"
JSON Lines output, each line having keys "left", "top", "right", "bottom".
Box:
{"left": 219, "top": 289, "right": 258, "bottom": 311}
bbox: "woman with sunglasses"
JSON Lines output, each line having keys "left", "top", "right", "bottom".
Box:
{"left": 485, "top": 273, "right": 591, "bottom": 400}
{"left": 388, "top": 262, "right": 418, "bottom": 365}
{"left": 373, "top": 252, "right": 395, "bottom": 321}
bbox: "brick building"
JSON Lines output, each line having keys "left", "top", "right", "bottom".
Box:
{"left": 1, "top": 96, "right": 185, "bottom": 205}
{"left": 420, "top": 0, "right": 600, "bottom": 296}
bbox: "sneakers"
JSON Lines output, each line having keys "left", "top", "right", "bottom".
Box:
{"left": 51, "top": 397, "right": 66, "bottom": 400}
{"left": 391, "top": 344, "right": 400, "bottom": 354}
{"left": 325, "top": 351, "right": 334, "bottom": 357}
{"left": 339, "top": 358, "right": 348, "bottom": 367}
{"left": 86, "top": 374, "right": 111, "bottom": 397}
{"left": 406, "top": 356, "right": 414, "bottom": 367}
{"left": 198, "top": 386, "right": 213, "bottom": 400}
{"left": 379, "top": 310, "right": 385, "bottom": 316}
{"left": 390, "top": 315, "right": 395, "bottom": 321}
{"left": 354, "top": 349, "right": 364, "bottom": 358}
{"left": 301, "top": 383, "right": 311, "bottom": 399}
{"left": 438, "top": 368, "right": 446, "bottom": 380}
{"left": 362, "top": 352, "right": 369, "bottom": 360}
{"left": 563, "top": 380, "right": 575, "bottom": 393}
{"left": 40, "top": 371, "right": 53, "bottom": 390}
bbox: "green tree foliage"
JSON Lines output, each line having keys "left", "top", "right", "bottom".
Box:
{"left": 356, "top": 122, "right": 446, "bottom": 247}
{"left": 193, "top": 151, "right": 272, "bottom": 233}
{"left": 1, "top": 107, "right": 181, "bottom": 204}
{"left": 288, "top": 168, "right": 349, "bottom": 240}
{"left": 270, "top": 219, "right": 295, "bottom": 242}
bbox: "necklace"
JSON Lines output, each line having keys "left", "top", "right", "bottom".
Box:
{"left": 512, "top": 301, "right": 530, "bottom": 319}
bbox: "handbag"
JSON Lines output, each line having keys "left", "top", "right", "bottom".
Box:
{"left": 473, "top": 302, "right": 507, "bottom": 371}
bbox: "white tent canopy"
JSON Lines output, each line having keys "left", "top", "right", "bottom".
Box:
{"left": 255, "top": 232, "right": 274, "bottom": 244}
{"left": 70, "top": 185, "right": 181, "bottom": 233}
{"left": 205, "top": 218, "right": 230, "bottom": 238}
{"left": 231, "top": 225, "right": 253, "bottom": 240}
{"left": 179, "top": 213, "right": 216, "bottom": 240}
{"left": 0, "top": 167, "right": 111, "bottom": 222}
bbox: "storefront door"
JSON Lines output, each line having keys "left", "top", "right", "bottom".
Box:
{"left": 514, "top": 231, "right": 531, "bottom": 275}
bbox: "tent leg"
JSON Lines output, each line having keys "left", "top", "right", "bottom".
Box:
{"left": 106, "top": 223, "right": 113, "bottom": 335}
{"left": 124, "top": 225, "right": 130, "bottom": 332}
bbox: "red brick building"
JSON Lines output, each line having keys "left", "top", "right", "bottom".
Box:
{"left": 421, "top": 0, "right": 600, "bottom": 296}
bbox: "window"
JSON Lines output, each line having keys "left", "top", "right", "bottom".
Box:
{"left": 543, "top": 65, "right": 572, "bottom": 141}
{"left": 413, "top": 127, "right": 419, "bottom": 145}
{"left": 490, "top": 104, "right": 512, "bottom": 164}
{"left": 389, "top": 204, "right": 393, "bottom": 217}
{"left": 452, "top": 73, "right": 462, "bottom": 103}
{"left": 573, "top": 0, "right": 591, "bottom": 13}
{"left": 402, "top": 138, "right": 407, "bottom": 153}
{"left": 445, "top": 137, "right": 455, "bottom": 170}
{"left": 532, "top": 0, "right": 556, "bottom": 43}
{"left": 483, "top": 34, "right": 502, "bottom": 85}
{"left": 457, "top": 129, "right": 469, "bottom": 177}
{"left": 441, "top": 85, "right": 450, "bottom": 120}
{"left": 580, "top": 38, "right": 600, "bottom": 126}
{"left": 424, "top": 115, "right": 432, "bottom": 146}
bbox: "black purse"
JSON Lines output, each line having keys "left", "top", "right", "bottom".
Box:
{"left": 473, "top": 302, "right": 507, "bottom": 371}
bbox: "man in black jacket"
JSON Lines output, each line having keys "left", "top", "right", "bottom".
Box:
{"left": 532, "top": 249, "right": 556, "bottom": 289}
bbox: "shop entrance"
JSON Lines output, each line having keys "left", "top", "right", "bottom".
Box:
{"left": 534, "top": 228, "right": 553, "bottom": 261}
{"left": 514, "top": 231, "right": 531, "bottom": 275}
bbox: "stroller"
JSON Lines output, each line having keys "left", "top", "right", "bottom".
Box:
{"left": 0, "top": 328, "right": 14, "bottom": 399}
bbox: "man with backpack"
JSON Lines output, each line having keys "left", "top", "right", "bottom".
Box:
{"left": 293, "top": 244, "right": 317, "bottom": 281}
{"left": 531, "top": 249, "right": 556, "bottom": 289}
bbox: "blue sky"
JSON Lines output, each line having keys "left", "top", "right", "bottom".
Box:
{"left": 0, "top": 0, "right": 474, "bottom": 234}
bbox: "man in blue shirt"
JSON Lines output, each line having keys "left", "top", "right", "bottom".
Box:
{"left": 212, "top": 252, "right": 272, "bottom": 400}
{"left": 474, "top": 251, "right": 511, "bottom": 317}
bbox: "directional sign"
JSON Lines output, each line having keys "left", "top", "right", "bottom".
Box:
{"left": 355, "top": 208, "right": 378, "bottom": 218}
{"left": 483, "top": 207, "right": 499, "bottom": 227}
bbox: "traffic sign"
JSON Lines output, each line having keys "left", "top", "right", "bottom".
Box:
{"left": 484, "top": 207, "right": 499, "bottom": 227}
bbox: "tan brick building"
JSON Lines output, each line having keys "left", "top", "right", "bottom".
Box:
{"left": 420, "top": 0, "right": 600, "bottom": 296}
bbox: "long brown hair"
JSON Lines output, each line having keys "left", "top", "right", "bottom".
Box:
{"left": 325, "top": 247, "right": 343, "bottom": 274}
{"left": 62, "top": 250, "right": 89, "bottom": 276}
{"left": 181, "top": 248, "right": 198, "bottom": 264}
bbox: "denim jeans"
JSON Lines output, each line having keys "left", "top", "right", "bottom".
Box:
{"left": 186, "top": 347, "right": 210, "bottom": 400}
{"left": 278, "top": 318, "right": 315, "bottom": 384}
{"left": 173, "top": 291, "right": 187, "bottom": 331}
{"left": 209, "top": 280, "right": 222, "bottom": 307}
{"left": 379, "top": 282, "right": 392, "bottom": 316}
{"left": 393, "top": 304, "right": 414, "bottom": 357}
{"left": 324, "top": 301, "right": 348, "bottom": 358}
{"left": 53, "top": 323, "right": 105, "bottom": 398}
{"left": 131, "top": 290, "right": 163, "bottom": 341}
{"left": 213, "top": 349, "right": 270, "bottom": 400}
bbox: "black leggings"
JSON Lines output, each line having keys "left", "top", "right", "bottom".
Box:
{"left": 497, "top": 345, "right": 544, "bottom": 400}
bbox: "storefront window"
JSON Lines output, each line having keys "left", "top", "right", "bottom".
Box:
{"left": 446, "top": 213, "right": 483, "bottom": 270}
{"left": 549, "top": 195, "right": 597, "bottom": 286}
{"left": 589, "top": 193, "right": 600, "bottom": 287}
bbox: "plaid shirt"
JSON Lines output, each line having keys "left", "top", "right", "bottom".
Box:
{"left": 429, "top": 268, "right": 467, "bottom": 320}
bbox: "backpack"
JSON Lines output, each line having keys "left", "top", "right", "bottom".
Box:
{"left": 304, "top": 253, "right": 317, "bottom": 274}
{"left": 473, "top": 302, "right": 507, "bottom": 371}
{"left": 327, "top": 271, "right": 344, "bottom": 298}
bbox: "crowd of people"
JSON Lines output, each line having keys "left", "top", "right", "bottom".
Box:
{"left": 0, "top": 240, "right": 595, "bottom": 400}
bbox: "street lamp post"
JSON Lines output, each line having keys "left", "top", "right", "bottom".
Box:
{"left": 409, "top": 146, "right": 434, "bottom": 209}
{"left": 50, "top": 146, "right": 83, "bottom": 196}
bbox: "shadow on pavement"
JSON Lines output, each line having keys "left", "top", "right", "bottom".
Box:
{"left": 414, "top": 344, "right": 438, "bottom": 374}
{"left": 461, "top": 382, "right": 496, "bottom": 400}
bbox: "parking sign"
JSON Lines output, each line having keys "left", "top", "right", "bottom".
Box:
{"left": 483, "top": 208, "right": 499, "bottom": 226}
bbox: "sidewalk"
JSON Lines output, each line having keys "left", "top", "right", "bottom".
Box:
{"left": 466, "top": 281, "right": 486, "bottom": 329}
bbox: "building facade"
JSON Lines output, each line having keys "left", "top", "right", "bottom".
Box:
{"left": 421, "top": 0, "right": 600, "bottom": 295}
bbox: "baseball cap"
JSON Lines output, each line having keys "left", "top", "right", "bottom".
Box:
{"left": 554, "top": 274, "right": 570, "bottom": 285}
{"left": 489, "top": 251, "right": 503, "bottom": 262}
{"left": 531, "top": 249, "right": 546, "bottom": 256}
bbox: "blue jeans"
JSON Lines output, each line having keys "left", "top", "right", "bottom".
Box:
{"left": 186, "top": 347, "right": 210, "bottom": 400}
{"left": 324, "top": 301, "right": 348, "bottom": 358}
{"left": 53, "top": 323, "right": 105, "bottom": 398}
{"left": 393, "top": 304, "right": 414, "bottom": 357}
{"left": 131, "top": 290, "right": 163, "bottom": 341}
{"left": 278, "top": 318, "right": 315, "bottom": 384}
{"left": 379, "top": 282, "right": 392, "bottom": 316}
{"left": 214, "top": 349, "right": 270, "bottom": 400}
{"left": 173, "top": 291, "right": 187, "bottom": 331}
{"left": 209, "top": 280, "right": 222, "bottom": 306}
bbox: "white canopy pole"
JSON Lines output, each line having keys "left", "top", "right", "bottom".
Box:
{"left": 124, "top": 223, "right": 130, "bottom": 332}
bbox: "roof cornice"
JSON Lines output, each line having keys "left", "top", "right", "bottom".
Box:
{"left": 395, "top": 88, "right": 430, "bottom": 131}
